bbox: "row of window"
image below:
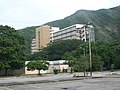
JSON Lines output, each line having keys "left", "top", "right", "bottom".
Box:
{"left": 53, "top": 34, "right": 77, "bottom": 40}
{"left": 53, "top": 30, "right": 77, "bottom": 38}
{"left": 53, "top": 27, "right": 76, "bottom": 36}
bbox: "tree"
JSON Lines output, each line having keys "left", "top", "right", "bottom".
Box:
{"left": 26, "top": 60, "right": 49, "bottom": 75}
{"left": 92, "top": 54, "right": 104, "bottom": 71}
{"left": 63, "top": 42, "right": 104, "bottom": 74}
{"left": 45, "top": 40, "right": 84, "bottom": 60}
{"left": 30, "top": 50, "right": 48, "bottom": 61}
{"left": 92, "top": 41, "right": 119, "bottom": 70}
{"left": 0, "top": 25, "right": 26, "bottom": 75}
{"left": 109, "top": 40, "right": 120, "bottom": 69}
{"left": 63, "top": 52, "right": 76, "bottom": 73}
{"left": 79, "top": 55, "right": 89, "bottom": 76}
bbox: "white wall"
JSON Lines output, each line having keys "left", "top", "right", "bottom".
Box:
{"left": 25, "top": 60, "right": 69, "bottom": 74}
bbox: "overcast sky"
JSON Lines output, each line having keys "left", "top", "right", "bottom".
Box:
{"left": 0, "top": 0, "right": 120, "bottom": 29}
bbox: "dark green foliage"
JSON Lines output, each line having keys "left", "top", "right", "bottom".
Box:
{"left": 30, "top": 51, "right": 48, "bottom": 61}
{"left": 29, "top": 39, "right": 120, "bottom": 71}
{"left": 45, "top": 40, "right": 84, "bottom": 60}
{"left": 53, "top": 69, "right": 60, "bottom": 74}
{"left": 0, "top": 25, "right": 26, "bottom": 75}
{"left": 62, "top": 69, "right": 68, "bottom": 73}
{"left": 18, "top": 26, "right": 39, "bottom": 56}
{"left": 30, "top": 40, "right": 84, "bottom": 61}
{"left": 62, "top": 40, "right": 120, "bottom": 71}
{"left": 26, "top": 60, "right": 49, "bottom": 75}
{"left": 91, "top": 54, "right": 104, "bottom": 70}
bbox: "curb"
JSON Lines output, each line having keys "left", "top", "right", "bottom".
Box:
{"left": 1, "top": 76, "right": 118, "bottom": 86}
{"left": 0, "top": 77, "right": 92, "bottom": 86}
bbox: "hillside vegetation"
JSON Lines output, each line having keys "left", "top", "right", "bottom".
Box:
{"left": 18, "top": 5, "right": 120, "bottom": 54}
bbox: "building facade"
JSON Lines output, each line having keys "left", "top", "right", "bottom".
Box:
{"left": 36, "top": 25, "right": 51, "bottom": 50}
{"left": 31, "top": 24, "right": 95, "bottom": 54}
{"left": 31, "top": 38, "right": 37, "bottom": 54}
{"left": 35, "top": 25, "right": 59, "bottom": 52}
{"left": 80, "top": 24, "right": 95, "bottom": 42}
{"left": 25, "top": 60, "right": 69, "bottom": 74}
{"left": 53, "top": 24, "right": 95, "bottom": 42}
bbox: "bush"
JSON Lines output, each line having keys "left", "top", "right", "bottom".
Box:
{"left": 53, "top": 69, "right": 60, "bottom": 74}
{"left": 62, "top": 69, "right": 68, "bottom": 73}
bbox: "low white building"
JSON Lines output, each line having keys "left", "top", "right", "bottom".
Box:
{"left": 25, "top": 60, "right": 69, "bottom": 75}
{"left": 48, "top": 60, "right": 69, "bottom": 73}
{"left": 52, "top": 24, "right": 95, "bottom": 42}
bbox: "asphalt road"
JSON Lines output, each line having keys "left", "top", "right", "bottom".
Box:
{"left": 0, "top": 71, "right": 120, "bottom": 85}
{"left": 0, "top": 71, "right": 120, "bottom": 90}
{"left": 0, "top": 77, "right": 120, "bottom": 90}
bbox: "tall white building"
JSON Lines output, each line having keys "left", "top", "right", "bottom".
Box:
{"left": 52, "top": 24, "right": 95, "bottom": 42}
{"left": 31, "top": 24, "right": 95, "bottom": 54}
{"left": 50, "top": 27, "right": 60, "bottom": 42}
{"left": 31, "top": 38, "right": 37, "bottom": 54}
{"left": 80, "top": 24, "right": 95, "bottom": 42}
{"left": 31, "top": 26, "right": 59, "bottom": 54}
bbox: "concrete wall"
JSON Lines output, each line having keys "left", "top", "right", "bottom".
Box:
{"left": 25, "top": 64, "right": 69, "bottom": 75}
{"left": 25, "top": 60, "right": 69, "bottom": 75}
{"left": 0, "top": 69, "right": 24, "bottom": 76}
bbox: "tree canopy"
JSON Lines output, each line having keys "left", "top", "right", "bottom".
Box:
{"left": 30, "top": 39, "right": 120, "bottom": 72}
{"left": 26, "top": 60, "right": 49, "bottom": 75}
{"left": 0, "top": 25, "right": 26, "bottom": 75}
{"left": 31, "top": 39, "right": 84, "bottom": 61}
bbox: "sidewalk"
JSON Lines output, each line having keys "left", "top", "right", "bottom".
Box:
{"left": 0, "top": 71, "right": 120, "bottom": 86}
{"left": 0, "top": 74, "right": 77, "bottom": 86}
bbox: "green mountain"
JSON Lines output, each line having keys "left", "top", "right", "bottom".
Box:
{"left": 18, "top": 26, "right": 39, "bottom": 54}
{"left": 18, "top": 5, "right": 120, "bottom": 54}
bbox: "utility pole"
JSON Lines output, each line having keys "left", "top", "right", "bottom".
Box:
{"left": 88, "top": 23, "right": 92, "bottom": 77}
{"left": 83, "top": 48, "right": 86, "bottom": 76}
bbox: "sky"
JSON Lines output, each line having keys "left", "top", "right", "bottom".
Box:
{"left": 0, "top": 0, "right": 120, "bottom": 30}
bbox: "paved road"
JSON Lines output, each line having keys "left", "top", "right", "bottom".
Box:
{"left": 0, "top": 71, "right": 120, "bottom": 90}
{"left": 0, "top": 71, "right": 120, "bottom": 84}
{"left": 0, "top": 74, "right": 73, "bottom": 85}
{"left": 0, "top": 77, "right": 120, "bottom": 90}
